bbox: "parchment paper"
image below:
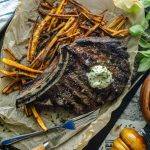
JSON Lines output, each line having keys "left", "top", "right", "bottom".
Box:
{"left": 0, "top": 0, "right": 144, "bottom": 149}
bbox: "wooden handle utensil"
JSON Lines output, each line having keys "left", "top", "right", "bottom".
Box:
{"left": 140, "top": 74, "right": 150, "bottom": 124}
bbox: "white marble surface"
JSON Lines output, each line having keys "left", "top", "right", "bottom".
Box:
{"left": 99, "top": 87, "right": 147, "bottom": 150}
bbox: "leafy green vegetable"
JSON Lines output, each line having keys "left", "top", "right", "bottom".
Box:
{"left": 138, "top": 57, "right": 150, "bottom": 72}
{"left": 146, "top": 12, "right": 150, "bottom": 21}
{"left": 139, "top": 50, "right": 150, "bottom": 57}
{"left": 129, "top": 0, "right": 150, "bottom": 72}
{"left": 139, "top": 38, "right": 150, "bottom": 49}
{"left": 141, "top": 18, "right": 149, "bottom": 29}
{"left": 129, "top": 24, "right": 144, "bottom": 36}
{"left": 141, "top": 0, "right": 150, "bottom": 8}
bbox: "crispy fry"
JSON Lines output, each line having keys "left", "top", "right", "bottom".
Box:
{"left": 69, "top": 0, "right": 107, "bottom": 24}
{"left": 50, "top": 22, "right": 65, "bottom": 33}
{"left": 30, "top": 105, "right": 48, "bottom": 131}
{"left": 28, "top": 18, "right": 38, "bottom": 23}
{"left": 24, "top": 105, "right": 32, "bottom": 117}
{"left": 107, "top": 15, "right": 124, "bottom": 28}
{"left": 6, "top": 85, "right": 21, "bottom": 94}
{"left": 115, "top": 18, "right": 128, "bottom": 31}
{"left": 27, "top": 18, "right": 38, "bottom": 61}
{"left": 2, "top": 79, "right": 20, "bottom": 94}
{"left": 3, "top": 48, "right": 18, "bottom": 61}
{"left": 29, "top": 8, "right": 55, "bottom": 61}
{"left": 2, "top": 58, "right": 42, "bottom": 74}
{"left": 48, "top": 13, "right": 79, "bottom": 18}
{"left": 81, "top": 12, "right": 106, "bottom": 26}
{"left": 0, "top": 69, "right": 37, "bottom": 78}
{"left": 40, "top": 2, "right": 53, "bottom": 9}
{"left": 68, "top": 8, "right": 79, "bottom": 15}
{"left": 37, "top": 7, "right": 50, "bottom": 16}
{"left": 80, "top": 25, "right": 100, "bottom": 34}
{"left": 58, "top": 31, "right": 80, "bottom": 42}
{"left": 39, "top": 36, "right": 51, "bottom": 49}
{"left": 112, "top": 29, "right": 129, "bottom": 36}
{"left": 21, "top": 79, "right": 27, "bottom": 85}
{"left": 84, "top": 23, "right": 99, "bottom": 37}
{"left": 48, "top": 0, "right": 67, "bottom": 31}
{"left": 59, "top": 21, "right": 78, "bottom": 38}
{"left": 31, "top": 17, "right": 76, "bottom": 69}
{"left": 103, "top": 27, "right": 116, "bottom": 33}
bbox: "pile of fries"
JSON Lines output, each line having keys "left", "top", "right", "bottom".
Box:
{"left": 0, "top": 0, "right": 129, "bottom": 130}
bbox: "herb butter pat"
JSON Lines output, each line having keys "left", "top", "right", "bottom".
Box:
{"left": 87, "top": 65, "right": 113, "bottom": 89}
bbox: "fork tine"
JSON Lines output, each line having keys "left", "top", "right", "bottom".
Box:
{"left": 74, "top": 113, "right": 97, "bottom": 129}
{"left": 75, "top": 113, "right": 97, "bottom": 125}
{"left": 72, "top": 111, "right": 94, "bottom": 121}
{"left": 74, "top": 113, "right": 97, "bottom": 124}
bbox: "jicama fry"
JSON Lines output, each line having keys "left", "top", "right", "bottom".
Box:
{"left": 107, "top": 15, "right": 124, "bottom": 28}
{"left": 44, "top": 0, "right": 53, "bottom": 8}
{"left": 29, "top": 8, "right": 55, "bottom": 61}
{"left": 5, "top": 85, "right": 21, "bottom": 94}
{"left": 21, "top": 79, "right": 27, "bottom": 85}
{"left": 31, "top": 17, "right": 76, "bottom": 68}
{"left": 48, "top": 13, "right": 79, "bottom": 18}
{"left": 27, "top": 17, "right": 39, "bottom": 61}
{"left": 58, "top": 31, "right": 80, "bottom": 42}
{"left": 112, "top": 29, "right": 129, "bottom": 36}
{"left": 24, "top": 105, "right": 32, "bottom": 117}
{"left": 3, "top": 48, "right": 18, "bottom": 62}
{"left": 28, "top": 18, "right": 38, "bottom": 23}
{"left": 103, "top": 27, "right": 116, "bottom": 33}
{"left": 40, "top": 2, "right": 53, "bottom": 9}
{"left": 37, "top": 7, "right": 50, "bottom": 16}
{"left": 81, "top": 12, "right": 105, "bottom": 26}
{"left": 2, "top": 78, "right": 20, "bottom": 94}
{"left": 115, "top": 18, "right": 128, "bottom": 31}
{"left": 50, "top": 22, "right": 65, "bottom": 33}
{"left": 69, "top": 0, "right": 107, "bottom": 24}
{"left": 84, "top": 23, "right": 100, "bottom": 37}
{"left": 0, "top": 69, "right": 37, "bottom": 78}
{"left": 59, "top": 21, "right": 78, "bottom": 38}
{"left": 67, "top": 8, "right": 79, "bottom": 15}
{"left": 47, "top": 0, "right": 67, "bottom": 31}
{"left": 80, "top": 25, "right": 100, "bottom": 34}
{"left": 30, "top": 105, "right": 48, "bottom": 131}
{"left": 2, "top": 58, "right": 42, "bottom": 74}
{"left": 39, "top": 36, "right": 51, "bottom": 49}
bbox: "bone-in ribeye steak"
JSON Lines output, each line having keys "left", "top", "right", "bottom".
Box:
{"left": 16, "top": 37, "right": 130, "bottom": 114}
{"left": 47, "top": 37, "right": 130, "bottom": 114}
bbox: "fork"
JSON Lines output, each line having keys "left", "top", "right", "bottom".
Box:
{"left": 0, "top": 111, "right": 97, "bottom": 146}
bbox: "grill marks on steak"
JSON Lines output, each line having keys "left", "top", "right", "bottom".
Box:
{"left": 47, "top": 37, "right": 130, "bottom": 114}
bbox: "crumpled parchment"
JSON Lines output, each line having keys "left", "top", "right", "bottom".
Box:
{"left": 0, "top": 0, "right": 144, "bottom": 149}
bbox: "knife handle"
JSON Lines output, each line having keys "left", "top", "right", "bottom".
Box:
{"left": 32, "top": 142, "right": 49, "bottom": 150}
{"left": 32, "top": 144, "right": 45, "bottom": 150}
{"left": 140, "top": 74, "right": 150, "bottom": 124}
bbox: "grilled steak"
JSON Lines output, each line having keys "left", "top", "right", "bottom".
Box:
{"left": 16, "top": 37, "right": 130, "bottom": 114}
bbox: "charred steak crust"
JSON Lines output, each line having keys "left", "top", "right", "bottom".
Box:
{"left": 48, "top": 37, "right": 130, "bottom": 114}
{"left": 16, "top": 37, "right": 130, "bottom": 114}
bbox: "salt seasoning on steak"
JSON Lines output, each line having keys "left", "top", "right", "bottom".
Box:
{"left": 16, "top": 37, "right": 130, "bottom": 114}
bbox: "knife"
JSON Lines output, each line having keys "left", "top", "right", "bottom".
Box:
{"left": 138, "top": 124, "right": 150, "bottom": 149}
